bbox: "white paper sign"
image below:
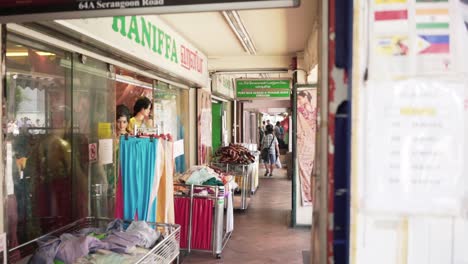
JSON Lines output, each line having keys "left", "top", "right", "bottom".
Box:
{"left": 98, "top": 139, "right": 113, "bottom": 165}
{"left": 364, "top": 79, "right": 465, "bottom": 215}
{"left": 173, "top": 139, "right": 184, "bottom": 158}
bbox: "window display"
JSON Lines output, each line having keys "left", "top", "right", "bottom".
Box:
{"left": 4, "top": 35, "right": 117, "bottom": 256}
{"left": 4, "top": 36, "right": 73, "bottom": 249}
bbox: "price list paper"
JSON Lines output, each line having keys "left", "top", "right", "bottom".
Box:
{"left": 363, "top": 79, "right": 465, "bottom": 215}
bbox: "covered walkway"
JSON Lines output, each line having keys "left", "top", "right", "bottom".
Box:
{"left": 182, "top": 175, "right": 310, "bottom": 264}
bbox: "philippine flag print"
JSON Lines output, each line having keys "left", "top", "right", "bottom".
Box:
{"left": 417, "top": 35, "right": 450, "bottom": 54}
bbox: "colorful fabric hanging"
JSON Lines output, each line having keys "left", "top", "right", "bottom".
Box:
{"left": 174, "top": 196, "right": 213, "bottom": 250}
{"left": 156, "top": 140, "right": 175, "bottom": 224}
{"left": 119, "top": 137, "right": 158, "bottom": 221}
{"left": 174, "top": 197, "right": 190, "bottom": 248}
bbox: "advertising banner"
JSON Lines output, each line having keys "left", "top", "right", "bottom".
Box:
{"left": 197, "top": 89, "right": 212, "bottom": 165}
{"left": 297, "top": 88, "right": 317, "bottom": 206}
{"left": 236, "top": 79, "right": 291, "bottom": 99}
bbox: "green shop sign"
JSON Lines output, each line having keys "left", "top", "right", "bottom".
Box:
{"left": 236, "top": 79, "right": 291, "bottom": 99}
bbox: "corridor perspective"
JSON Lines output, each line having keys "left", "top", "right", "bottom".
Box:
{"left": 182, "top": 176, "right": 310, "bottom": 264}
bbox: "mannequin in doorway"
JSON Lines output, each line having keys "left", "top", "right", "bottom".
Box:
{"left": 261, "top": 124, "right": 280, "bottom": 177}
{"left": 116, "top": 105, "right": 131, "bottom": 135}
{"left": 129, "top": 96, "right": 152, "bottom": 135}
{"left": 116, "top": 104, "right": 131, "bottom": 146}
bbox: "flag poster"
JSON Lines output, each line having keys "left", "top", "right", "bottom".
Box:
{"left": 376, "top": 35, "right": 409, "bottom": 56}
{"left": 417, "top": 34, "right": 450, "bottom": 54}
{"left": 370, "top": 0, "right": 456, "bottom": 77}
{"left": 373, "top": 9, "right": 409, "bottom": 32}
{"left": 415, "top": 8, "right": 449, "bottom": 29}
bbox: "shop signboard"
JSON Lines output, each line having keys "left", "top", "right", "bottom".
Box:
{"left": 212, "top": 74, "right": 235, "bottom": 99}
{"left": 56, "top": 16, "right": 209, "bottom": 87}
{"left": 0, "top": 0, "right": 299, "bottom": 23}
{"left": 236, "top": 79, "right": 291, "bottom": 99}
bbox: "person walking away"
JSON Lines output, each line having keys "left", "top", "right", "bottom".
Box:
{"left": 261, "top": 124, "right": 280, "bottom": 177}
{"left": 274, "top": 121, "right": 285, "bottom": 149}
{"left": 259, "top": 125, "right": 265, "bottom": 146}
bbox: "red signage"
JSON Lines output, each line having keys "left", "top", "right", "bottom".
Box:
{"left": 0, "top": 0, "right": 299, "bottom": 23}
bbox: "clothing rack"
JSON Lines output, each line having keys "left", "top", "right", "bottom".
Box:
{"left": 124, "top": 126, "right": 173, "bottom": 142}
{"left": 173, "top": 183, "right": 232, "bottom": 259}
{"left": 211, "top": 162, "right": 253, "bottom": 210}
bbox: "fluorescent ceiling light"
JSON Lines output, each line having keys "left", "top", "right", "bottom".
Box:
{"left": 222, "top": 10, "right": 257, "bottom": 55}
{"left": 6, "top": 51, "right": 55, "bottom": 57}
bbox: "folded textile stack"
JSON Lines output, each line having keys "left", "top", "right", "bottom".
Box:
{"left": 30, "top": 219, "right": 161, "bottom": 264}
{"left": 214, "top": 144, "right": 255, "bottom": 164}
{"left": 177, "top": 166, "right": 225, "bottom": 186}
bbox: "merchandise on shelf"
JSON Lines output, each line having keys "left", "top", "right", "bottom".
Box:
{"left": 28, "top": 218, "right": 179, "bottom": 264}
{"left": 176, "top": 165, "right": 234, "bottom": 187}
{"left": 213, "top": 143, "right": 255, "bottom": 164}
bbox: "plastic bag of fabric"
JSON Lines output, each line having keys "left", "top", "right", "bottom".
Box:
{"left": 275, "top": 156, "right": 282, "bottom": 169}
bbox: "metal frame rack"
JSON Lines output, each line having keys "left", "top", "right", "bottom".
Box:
{"left": 211, "top": 162, "right": 253, "bottom": 210}
{"left": 174, "top": 183, "right": 232, "bottom": 259}
{"left": 8, "top": 217, "right": 181, "bottom": 264}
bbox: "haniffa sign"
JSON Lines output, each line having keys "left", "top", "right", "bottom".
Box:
{"left": 56, "top": 16, "right": 209, "bottom": 87}
{"left": 236, "top": 79, "right": 291, "bottom": 99}
{"left": 0, "top": 0, "right": 299, "bottom": 23}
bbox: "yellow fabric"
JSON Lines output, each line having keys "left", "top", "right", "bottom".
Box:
{"left": 156, "top": 143, "right": 166, "bottom": 223}
{"left": 156, "top": 141, "right": 175, "bottom": 224}
{"left": 128, "top": 117, "right": 142, "bottom": 135}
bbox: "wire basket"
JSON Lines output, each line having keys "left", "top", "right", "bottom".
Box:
{"left": 137, "top": 221, "right": 180, "bottom": 264}
{"left": 9, "top": 217, "right": 180, "bottom": 264}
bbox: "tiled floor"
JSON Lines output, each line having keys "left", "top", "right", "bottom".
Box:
{"left": 181, "top": 170, "right": 311, "bottom": 264}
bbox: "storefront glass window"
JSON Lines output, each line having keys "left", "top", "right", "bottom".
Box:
{"left": 4, "top": 35, "right": 73, "bottom": 249}
{"left": 72, "top": 54, "right": 116, "bottom": 219}
{"left": 153, "top": 81, "right": 189, "bottom": 173}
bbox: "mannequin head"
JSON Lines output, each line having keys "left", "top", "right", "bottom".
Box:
{"left": 133, "top": 96, "right": 152, "bottom": 119}
{"left": 116, "top": 104, "right": 131, "bottom": 135}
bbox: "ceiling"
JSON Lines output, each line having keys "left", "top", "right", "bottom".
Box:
{"left": 159, "top": 0, "right": 318, "bottom": 72}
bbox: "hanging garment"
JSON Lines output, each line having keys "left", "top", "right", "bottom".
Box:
{"left": 120, "top": 137, "right": 158, "bottom": 221}
{"left": 147, "top": 141, "right": 163, "bottom": 223}
{"left": 156, "top": 140, "right": 175, "bottom": 224}
{"left": 114, "top": 168, "right": 124, "bottom": 219}
{"left": 174, "top": 197, "right": 190, "bottom": 248}
{"left": 173, "top": 197, "right": 213, "bottom": 250}
{"left": 191, "top": 198, "right": 213, "bottom": 250}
